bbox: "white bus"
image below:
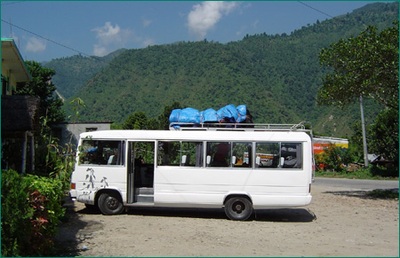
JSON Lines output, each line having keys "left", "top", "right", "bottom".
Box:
{"left": 69, "top": 123, "right": 314, "bottom": 220}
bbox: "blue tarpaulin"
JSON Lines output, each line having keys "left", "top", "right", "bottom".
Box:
{"left": 169, "top": 107, "right": 201, "bottom": 123}
{"left": 201, "top": 108, "right": 219, "bottom": 122}
{"left": 169, "top": 104, "right": 248, "bottom": 124}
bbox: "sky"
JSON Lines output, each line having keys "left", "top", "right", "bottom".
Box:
{"left": 1, "top": 1, "right": 383, "bottom": 62}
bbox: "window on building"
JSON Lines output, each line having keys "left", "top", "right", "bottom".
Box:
{"left": 86, "top": 127, "right": 98, "bottom": 132}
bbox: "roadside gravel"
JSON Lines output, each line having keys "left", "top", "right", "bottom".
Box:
{"left": 56, "top": 184, "right": 398, "bottom": 257}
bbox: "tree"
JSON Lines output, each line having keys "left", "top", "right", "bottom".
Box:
{"left": 318, "top": 22, "right": 398, "bottom": 110}
{"left": 123, "top": 112, "right": 148, "bottom": 129}
{"left": 368, "top": 108, "right": 399, "bottom": 167}
{"left": 15, "top": 61, "right": 65, "bottom": 174}
{"left": 318, "top": 22, "right": 399, "bottom": 171}
{"left": 16, "top": 61, "right": 65, "bottom": 124}
{"left": 157, "top": 101, "right": 182, "bottom": 130}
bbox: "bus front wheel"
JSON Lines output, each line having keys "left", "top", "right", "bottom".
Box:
{"left": 98, "top": 192, "right": 124, "bottom": 215}
{"left": 224, "top": 196, "right": 253, "bottom": 221}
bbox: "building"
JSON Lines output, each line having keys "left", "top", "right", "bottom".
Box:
{"left": 52, "top": 121, "right": 113, "bottom": 149}
{"left": 313, "top": 136, "right": 349, "bottom": 155}
{"left": 1, "top": 38, "right": 39, "bottom": 173}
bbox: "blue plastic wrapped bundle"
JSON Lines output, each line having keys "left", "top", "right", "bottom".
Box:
{"left": 217, "top": 104, "right": 239, "bottom": 122}
{"left": 236, "top": 105, "right": 247, "bottom": 122}
{"left": 169, "top": 109, "right": 181, "bottom": 123}
{"left": 178, "top": 107, "right": 201, "bottom": 123}
{"left": 202, "top": 108, "right": 219, "bottom": 122}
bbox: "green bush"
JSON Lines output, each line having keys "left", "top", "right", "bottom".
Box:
{"left": 1, "top": 170, "right": 66, "bottom": 256}
{"left": 315, "top": 144, "right": 352, "bottom": 172}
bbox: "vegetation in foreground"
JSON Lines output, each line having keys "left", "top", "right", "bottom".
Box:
{"left": 315, "top": 167, "right": 398, "bottom": 180}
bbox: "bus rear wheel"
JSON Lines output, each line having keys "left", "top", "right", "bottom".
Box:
{"left": 224, "top": 196, "right": 253, "bottom": 221}
{"left": 98, "top": 192, "right": 124, "bottom": 215}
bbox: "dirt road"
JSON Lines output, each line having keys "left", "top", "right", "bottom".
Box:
{"left": 56, "top": 184, "right": 398, "bottom": 256}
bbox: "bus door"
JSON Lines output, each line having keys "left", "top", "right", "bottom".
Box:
{"left": 127, "top": 141, "right": 155, "bottom": 203}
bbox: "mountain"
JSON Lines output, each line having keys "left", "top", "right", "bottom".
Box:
{"left": 45, "top": 2, "right": 398, "bottom": 137}
{"left": 44, "top": 49, "right": 128, "bottom": 99}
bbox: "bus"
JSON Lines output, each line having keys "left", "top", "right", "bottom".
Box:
{"left": 69, "top": 123, "right": 314, "bottom": 220}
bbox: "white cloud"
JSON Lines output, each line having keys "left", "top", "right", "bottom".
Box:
{"left": 187, "top": 1, "right": 238, "bottom": 39}
{"left": 25, "top": 37, "right": 46, "bottom": 53}
{"left": 91, "top": 21, "right": 134, "bottom": 56}
{"left": 93, "top": 44, "right": 108, "bottom": 57}
{"left": 142, "top": 38, "right": 155, "bottom": 47}
{"left": 142, "top": 18, "right": 152, "bottom": 28}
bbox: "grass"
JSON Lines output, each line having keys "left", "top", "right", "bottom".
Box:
{"left": 315, "top": 165, "right": 398, "bottom": 180}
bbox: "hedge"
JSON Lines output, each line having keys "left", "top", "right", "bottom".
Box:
{"left": 1, "top": 170, "right": 66, "bottom": 256}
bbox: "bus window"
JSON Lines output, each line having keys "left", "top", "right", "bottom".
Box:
{"left": 232, "top": 142, "right": 252, "bottom": 168}
{"left": 255, "top": 142, "right": 302, "bottom": 169}
{"left": 255, "top": 142, "right": 280, "bottom": 168}
{"left": 158, "top": 141, "right": 180, "bottom": 166}
{"left": 207, "top": 142, "right": 231, "bottom": 167}
{"left": 79, "top": 140, "right": 123, "bottom": 165}
{"left": 158, "top": 141, "right": 203, "bottom": 167}
{"left": 281, "top": 143, "right": 302, "bottom": 168}
{"left": 181, "top": 142, "right": 203, "bottom": 167}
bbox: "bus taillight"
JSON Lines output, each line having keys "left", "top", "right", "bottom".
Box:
{"left": 70, "top": 183, "right": 76, "bottom": 190}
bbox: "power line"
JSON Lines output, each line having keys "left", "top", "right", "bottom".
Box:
{"left": 298, "top": 1, "right": 335, "bottom": 19}
{"left": 1, "top": 18, "right": 94, "bottom": 59}
{"left": 1, "top": 1, "right": 25, "bottom": 6}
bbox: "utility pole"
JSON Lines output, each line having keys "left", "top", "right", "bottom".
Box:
{"left": 360, "top": 95, "right": 369, "bottom": 167}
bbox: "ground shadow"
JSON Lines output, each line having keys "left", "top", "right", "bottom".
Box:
{"left": 74, "top": 204, "right": 316, "bottom": 222}
{"left": 324, "top": 188, "right": 398, "bottom": 200}
{"left": 53, "top": 198, "right": 97, "bottom": 256}
{"left": 124, "top": 206, "right": 316, "bottom": 222}
{"left": 254, "top": 208, "right": 316, "bottom": 222}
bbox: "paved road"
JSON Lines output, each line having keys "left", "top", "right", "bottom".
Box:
{"left": 314, "top": 177, "right": 399, "bottom": 191}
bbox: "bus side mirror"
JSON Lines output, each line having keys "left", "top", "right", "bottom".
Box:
{"left": 280, "top": 157, "right": 285, "bottom": 167}
{"left": 256, "top": 156, "right": 261, "bottom": 166}
{"left": 206, "top": 155, "right": 211, "bottom": 165}
{"left": 181, "top": 155, "right": 187, "bottom": 165}
{"left": 231, "top": 156, "right": 236, "bottom": 165}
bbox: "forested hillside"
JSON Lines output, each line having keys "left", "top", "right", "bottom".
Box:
{"left": 46, "top": 2, "right": 398, "bottom": 137}
{"left": 44, "top": 49, "right": 127, "bottom": 98}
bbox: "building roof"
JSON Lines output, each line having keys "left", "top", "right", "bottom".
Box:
{"left": 1, "top": 38, "right": 31, "bottom": 82}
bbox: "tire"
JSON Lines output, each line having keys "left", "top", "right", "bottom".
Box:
{"left": 224, "top": 196, "right": 253, "bottom": 221}
{"left": 98, "top": 191, "right": 124, "bottom": 215}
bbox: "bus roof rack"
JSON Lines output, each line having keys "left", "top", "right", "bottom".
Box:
{"left": 169, "top": 121, "right": 311, "bottom": 132}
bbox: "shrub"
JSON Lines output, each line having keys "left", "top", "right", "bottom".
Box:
{"left": 315, "top": 144, "right": 352, "bottom": 172}
{"left": 1, "top": 170, "right": 65, "bottom": 256}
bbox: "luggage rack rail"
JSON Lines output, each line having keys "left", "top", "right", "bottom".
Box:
{"left": 169, "top": 121, "right": 311, "bottom": 132}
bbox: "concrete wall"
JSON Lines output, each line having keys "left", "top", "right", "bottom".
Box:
{"left": 54, "top": 122, "right": 112, "bottom": 148}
